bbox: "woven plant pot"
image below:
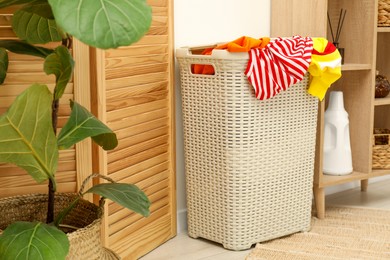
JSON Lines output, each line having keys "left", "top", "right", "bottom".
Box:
{"left": 0, "top": 193, "right": 119, "bottom": 260}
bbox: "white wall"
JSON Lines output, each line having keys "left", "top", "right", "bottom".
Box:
{"left": 173, "top": 0, "right": 271, "bottom": 233}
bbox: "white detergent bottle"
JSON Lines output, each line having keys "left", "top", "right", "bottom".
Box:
{"left": 323, "top": 91, "right": 353, "bottom": 175}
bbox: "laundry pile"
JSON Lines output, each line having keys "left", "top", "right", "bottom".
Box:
{"left": 192, "top": 36, "right": 342, "bottom": 101}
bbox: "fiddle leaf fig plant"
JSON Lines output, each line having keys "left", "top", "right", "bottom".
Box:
{"left": 0, "top": 84, "right": 57, "bottom": 184}
{"left": 0, "top": 0, "right": 153, "bottom": 259}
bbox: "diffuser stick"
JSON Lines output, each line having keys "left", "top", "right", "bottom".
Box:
{"left": 336, "top": 9, "right": 347, "bottom": 43}
{"left": 327, "top": 12, "right": 335, "bottom": 43}
{"left": 335, "top": 8, "right": 343, "bottom": 44}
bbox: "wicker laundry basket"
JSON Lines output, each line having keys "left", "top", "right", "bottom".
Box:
{"left": 176, "top": 46, "right": 318, "bottom": 250}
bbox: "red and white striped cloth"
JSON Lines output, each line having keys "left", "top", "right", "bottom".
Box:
{"left": 245, "top": 36, "right": 313, "bottom": 100}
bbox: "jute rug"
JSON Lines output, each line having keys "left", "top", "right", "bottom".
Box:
{"left": 246, "top": 206, "right": 390, "bottom": 259}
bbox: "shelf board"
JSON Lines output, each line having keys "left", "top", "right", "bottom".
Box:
{"left": 377, "top": 27, "right": 390, "bottom": 33}
{"left": 374, "top": 96, "right": 390, "bottom": 106}
{"left": 371, "top": 169, "right": 390, "bottom": 177}
{"left": 341, "top": 63, "right": 372, "bottom": 71}
{"left": 319, "top": 169, "right": 390, "bottom": 187}
{"left": 319, "top": 171, "right": 369, "bottom": 187}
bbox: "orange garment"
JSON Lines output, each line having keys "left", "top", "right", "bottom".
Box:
{"left": 192, "top": 36, "right": 270, "bottom": 75}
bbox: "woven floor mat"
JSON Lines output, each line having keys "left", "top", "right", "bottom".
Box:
{"left": 246, "top": 206, "right": 390, "bottom": 259}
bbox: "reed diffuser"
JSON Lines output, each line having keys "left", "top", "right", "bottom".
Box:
{"left": 328, "top": 9, "right": 347, "bottom": 64}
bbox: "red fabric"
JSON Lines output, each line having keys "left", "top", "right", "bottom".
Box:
{"left": 245, "top": 36, "right": 313, "bottom": 100}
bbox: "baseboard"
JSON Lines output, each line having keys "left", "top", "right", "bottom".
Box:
{"left": 176, "top": 208, "right": 187, "bottom": 234}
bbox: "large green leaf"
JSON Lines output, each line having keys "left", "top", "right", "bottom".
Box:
{"left": 86, "top": 183, "right": 150, "bottom": 217}
{"left": 47, "top": 0, "right": 152, "bottom": 49}
{"left": 44, "top": 45, "right": 74, "bottom": 100}
{"left": 12, "top": 5, "right": 61, "bottom": 44}
{"left": 0, "top": 40, "right": 53, "bottom": 58}
{"left": 0, "top": 84, "right": 58, "bottom": 185}
{"left": 57, "top": 101, "right": 118, "bottom": 150}
{"left": 0, "top": 221, "right": 69, "bottom": 260}
{"left": 0, "top": 48, "right": 8, "bottom": 84}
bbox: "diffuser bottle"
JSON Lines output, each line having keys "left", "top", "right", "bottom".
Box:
{"left": 323, "top": 91, "right": 353, "bottom": 175}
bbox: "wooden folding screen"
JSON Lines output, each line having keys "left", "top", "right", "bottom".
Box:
{"left": 0, "top": 0, "right": 176, "bottom": 259}
{"left": 90, "top": 0, "right": 176, "bottom": 258}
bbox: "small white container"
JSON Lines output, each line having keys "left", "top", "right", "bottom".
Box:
{"left": 323, "top": 91, "right": 353, "bottom": 175}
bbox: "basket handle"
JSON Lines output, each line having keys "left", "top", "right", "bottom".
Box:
{"left": 78, "top": 173, "right": 116, "bottom": 210}
{"left": 176, "top": 46, "right": 249, "bottom": 60}
{"left": 53, "top": 173, "right": 113, "bottom": 226}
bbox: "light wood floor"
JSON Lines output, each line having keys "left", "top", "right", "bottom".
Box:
{"left": 140, "top": 179, "right": 390, "bottom": 260}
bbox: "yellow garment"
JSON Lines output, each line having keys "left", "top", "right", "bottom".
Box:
{"left": 308, "top": 38, "right": 342, "bottom": 101}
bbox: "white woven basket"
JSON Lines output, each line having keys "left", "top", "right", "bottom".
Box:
{"left": 176, "top": 46, "right": 319, "bottom": 250}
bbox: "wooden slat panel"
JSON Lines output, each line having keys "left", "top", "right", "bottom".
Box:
{"left": 0, "top": 161, "right": 76, "bottom": 177}
{"left": 0, "top": 26, "right": 15, "bottom": 37}
{"left": 0, "top": 84, "right": 74, "bottom": 96}
{"left": 72, "top": 39, "right": 94, "bottom": 201}
{"left": 105, "top": 45, "right": 168, "bottom": 59}
{"left": 108, "top": 167, "right": 170, "bottom": 218}
{"left": 105, "top": 62, "right": 168, "bottom": 80}
{"left": 0, "top": 171, "right": 76, "bottom": 188}
{"left": 151, "top": 15, "right": 168, "bottom": 27}
{"left": 107, "top": 81, "right": 167, "bottom": 101}
{"left": 147, "top": 26, "right": 168, "bottom": 36}
{"left": 108, "top": 134, "right": 168, "bottom": 164}
{"left": 109, "top": 153, "right": 169, "bottom": 185}
{"left": 106, "top": 72, "right": 168, "bottom": 90}
{"left": 105, "top": 53, "right": 168, "bottom": 69}
{"left": 109, "top": 109, "right": 169, "bottom": 132}
{"left": 0, "top": 15, "right": 11, "bottom": 25}
{"left": 148, "top": 0, "right": 168, "bottom": 6}
{"left": 109, "top": 193, "right": 169, "bottom": 235}
{"left": 92, "top": 0, "right": 176, "bottom": 258}
{"left": 3, "top": 73, "right": 55, "bottom": 84}
{"left": 151, "top": 6, "right": 168, "bottom": 17}
{"left": 7, "top": 60, "right": 50, "bottom": 73}
{"left": 131, "top": 35, "right": 168, "bottom": 46}
{"left": 108, "top": 144, "right": 169, "bottom": 174}
{"left": 109, "top": 185, "right": 170, "bottom": 238}
{"left": 110, "top": 209, "right": 172, "bottom": 258}
{"left": 0, "top": 94, "right": 73, "bottom": 110}
{"left": 108, "top": 168, "right": 170, "bottom": 219}
{"left": 107, "top": 90, "right": 168, "bottom": 112}
{"left": 0, "top": 160, "right": 76, "bottom": 178}
{"left": 107, "top": 99, "right": 168, "bottom": 123}
{"left": 115, "top": 126, "right": 169, "bottom": 150}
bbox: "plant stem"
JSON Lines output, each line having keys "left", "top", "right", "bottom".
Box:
{"left": 51, "top": 99, "right": 59, "bottom": 135}
{"left": 47, "top": 179, "right": 56, "bottom": 223}
{"left": 47, "top": 36, "right": 71, "bottom": 223}
{"left": 47, "top": 98, "right": 59, "bottom": 223}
